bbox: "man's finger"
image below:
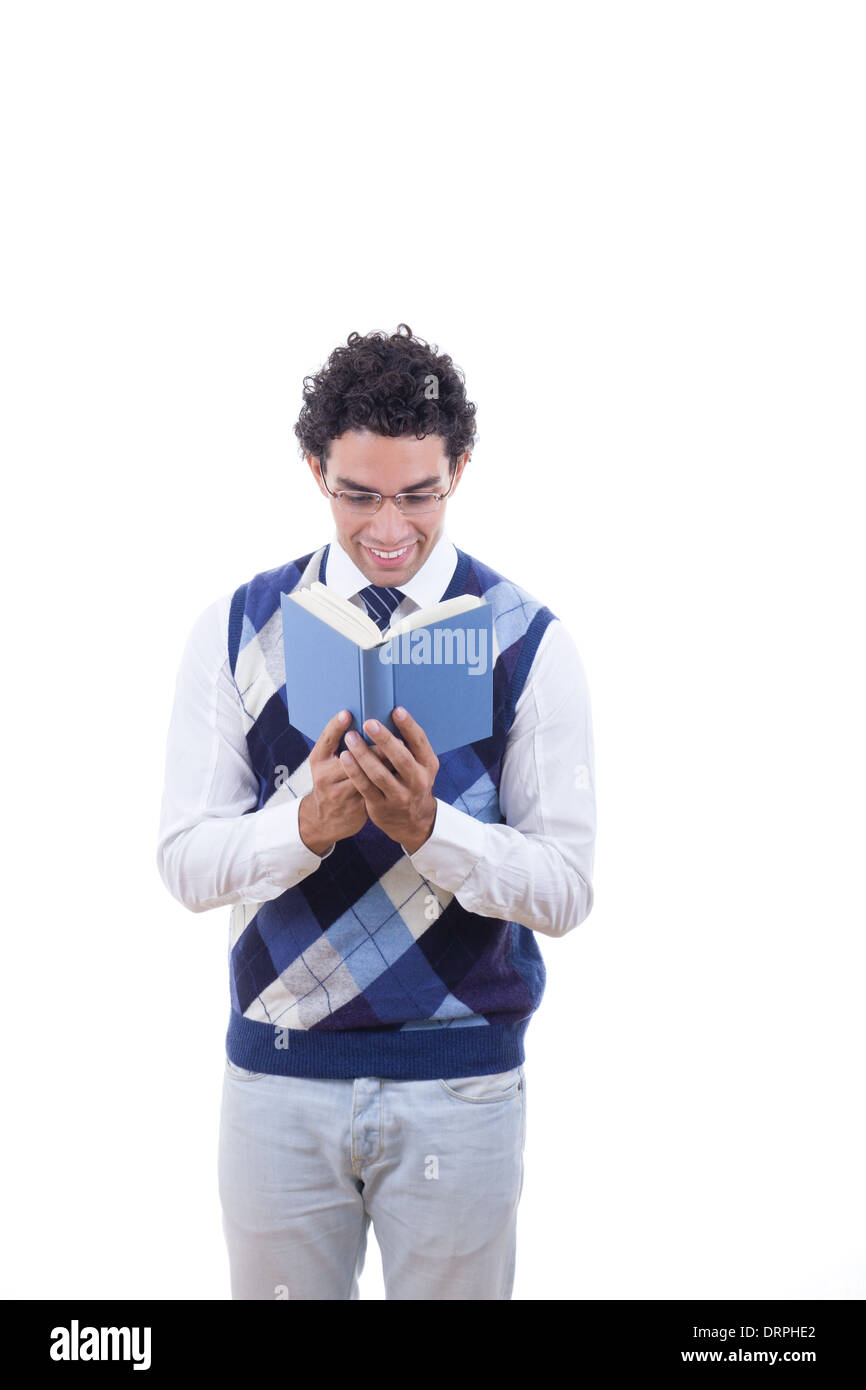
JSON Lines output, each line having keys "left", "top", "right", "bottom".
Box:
{"left": 387, "top": 707, "right": 438, "bottom": 772}
{"left": 342, "top": 735, "right": 398, "bottom": 794}
{"left": 361, "top": 718, "right": 416, "bottom": 779}
{"left": 339, "top": 748, "right": 386, "bottom": 800}
{"left": 312, "top": 709, "right": 353, "bottom": 761}
{"left": 319, "top": 754, "right": 355, "bottom": 785}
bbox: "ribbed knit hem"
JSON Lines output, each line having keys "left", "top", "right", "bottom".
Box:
{"left": 226, "top": 1012, "right": 531, "bottom": 1080}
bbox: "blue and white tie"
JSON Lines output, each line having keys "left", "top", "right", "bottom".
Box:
{"left": 357, "top": 584, "right": 404, "bottom": 633}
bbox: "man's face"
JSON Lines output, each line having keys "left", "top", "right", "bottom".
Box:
{"left": 307, "top": 429, "right": 468, "bottom": 587}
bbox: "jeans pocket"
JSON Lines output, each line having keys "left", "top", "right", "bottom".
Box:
{"left": 438, "top": 1066, "right": 523, "bottom": 1103}
{"left": 225, "top": 1057, "right": 267, "bottom": 1081}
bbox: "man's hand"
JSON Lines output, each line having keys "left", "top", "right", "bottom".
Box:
{"left": 298, "top": 710, "right": 369, "bottom": 855}
{"left": 338, "top": 706, "right": 439, "bottom": 853}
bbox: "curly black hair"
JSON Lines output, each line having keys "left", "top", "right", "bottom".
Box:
{"left": 293, "top": 323, "right": 478, "bottom": 474}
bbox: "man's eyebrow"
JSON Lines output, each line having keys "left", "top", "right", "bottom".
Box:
{"left": 334, "top": 474, "right": 444, "bottom": 492}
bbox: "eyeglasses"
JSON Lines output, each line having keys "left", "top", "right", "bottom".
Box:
{"left": 319, "top": 462, "right": 458, "bottom": 515}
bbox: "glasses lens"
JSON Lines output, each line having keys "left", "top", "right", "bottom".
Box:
{"left": 397, "top": 493, "right": 439, "bottom": 514}
{"left": 340, "top": 492, "right": 381, "bottom": 513}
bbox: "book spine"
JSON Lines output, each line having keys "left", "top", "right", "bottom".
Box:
{"left": 358, "top": 643, "right": 397, "bottom": 744}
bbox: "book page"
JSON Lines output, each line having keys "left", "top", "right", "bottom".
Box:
{"left": 287, "top": 584, "right": 381, "bottom": 647}
{"left": 385, "top": 594, "right": 484, "bottom": 639}
{"left": 286, "top": 584, "right": 485, "bottom": 648}
{"left": 307, "top": 581, "right": 385, "bottom": 642}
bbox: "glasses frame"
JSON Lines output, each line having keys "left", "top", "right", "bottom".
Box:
{"left": 318, "top": 459, "right": 459, "bottom": 515}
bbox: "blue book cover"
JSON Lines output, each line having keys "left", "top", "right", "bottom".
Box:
{"left": 280, "top": 592, "right": 493, "bottom": 756}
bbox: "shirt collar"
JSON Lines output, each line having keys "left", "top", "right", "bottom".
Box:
{"left": 325, "top": 529, "right": 458, "bottom": 608}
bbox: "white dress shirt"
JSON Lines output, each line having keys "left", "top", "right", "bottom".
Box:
{"left": 156, "top": 529, "right": 596, "bottom": 938}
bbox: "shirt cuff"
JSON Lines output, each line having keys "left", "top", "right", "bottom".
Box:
{"left": 253, "top": 795, "right": 334, "bottom": 890}
{"left": 402, "top": 798, "right": 486, "bottom": 893}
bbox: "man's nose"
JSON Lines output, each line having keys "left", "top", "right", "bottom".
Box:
{"left": 373, "top": 497, "right": 411, "bottom": 536}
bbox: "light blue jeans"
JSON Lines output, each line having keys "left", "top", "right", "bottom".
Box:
{"left": 218, "top": 1058, "right": 527, "bottom": 1300}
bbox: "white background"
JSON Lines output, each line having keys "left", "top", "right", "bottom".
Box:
{"left": 2, "top": 1, "right": 863, "bottom": 1300}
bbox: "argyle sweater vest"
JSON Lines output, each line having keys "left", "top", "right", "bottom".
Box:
{"left": 224, "top": 541, "right": 557, "bottom": 1080}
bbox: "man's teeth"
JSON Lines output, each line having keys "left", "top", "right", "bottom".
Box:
{"left": 369, "top": 545, "right": 411, "bottom": 558}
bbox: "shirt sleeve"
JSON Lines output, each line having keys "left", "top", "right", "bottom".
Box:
{"left": 404, "top": 618, "right": 596, "bottom": 938}
{"left": 155, "top": 595, "right": 334, "bottom": 913}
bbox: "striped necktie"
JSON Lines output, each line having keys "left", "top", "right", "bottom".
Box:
{"left": 357, "top": 584, "right": 404, "bottom": 633}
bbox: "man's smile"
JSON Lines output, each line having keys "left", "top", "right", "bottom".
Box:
{"left": 360, "top": 541, "right": 418, "bottom": 570}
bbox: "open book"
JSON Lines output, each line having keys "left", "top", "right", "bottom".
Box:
{"left": 280, "top": 580, "right": 493, "bottom": 756}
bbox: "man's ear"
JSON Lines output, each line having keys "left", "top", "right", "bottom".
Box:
{"left": 306, "top": 454, "right": 326, "bottom": 494}
{"left": 452, "top": 451, "right": 470, "bottom": 489}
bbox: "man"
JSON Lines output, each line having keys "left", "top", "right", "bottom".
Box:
{"left": 156, "top": 323, "right": 596, "bottom": 1300}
